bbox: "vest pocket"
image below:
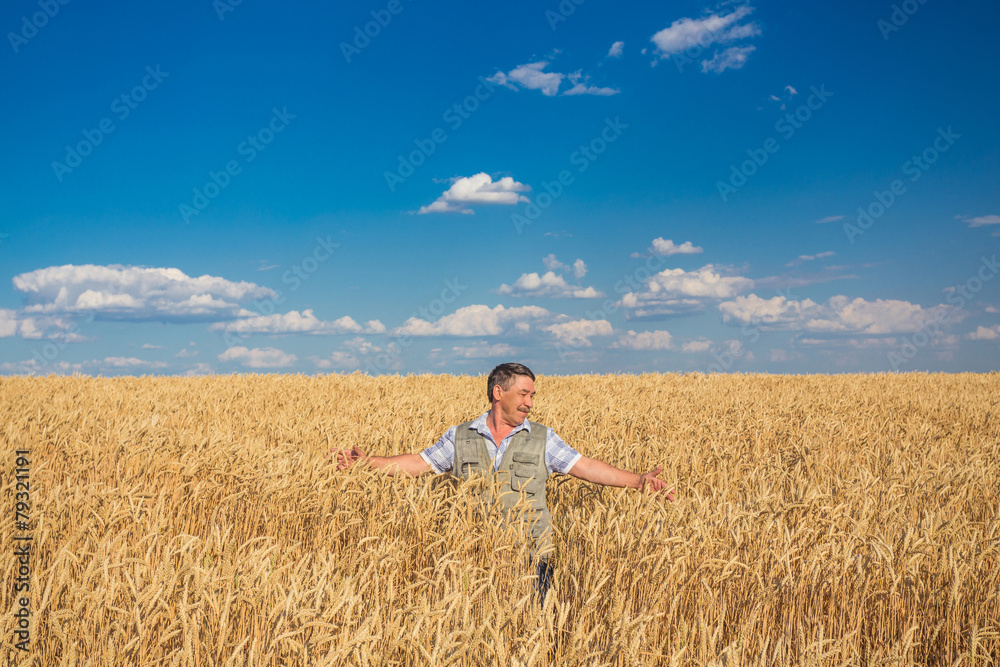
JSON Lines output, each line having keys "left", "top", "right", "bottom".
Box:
{"left": 511, "top": 452, "right": 539, "bottom": 466}
{"left": 510, "top": 465, "right": 542, "bottom": 493}
{"left": 510, "top": 471, "right": 533, "bottom": 492}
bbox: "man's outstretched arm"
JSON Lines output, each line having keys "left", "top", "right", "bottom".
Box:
{"left": 568, "top": 456, "right": 675, "bottom": 500}
{"left": 332, "top": 445, "right": 432, "bottom": 477}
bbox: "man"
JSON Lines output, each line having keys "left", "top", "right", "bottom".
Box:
{"left": 332, "top": 362, "right": 674, "bottom": 602}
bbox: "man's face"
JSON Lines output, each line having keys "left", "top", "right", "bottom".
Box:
{"left": 495, "top": 375, "right": 535, "bottom": 426}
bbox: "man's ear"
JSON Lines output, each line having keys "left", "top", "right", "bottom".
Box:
{"left": 492, "top": 385, "right": 502, "bottom": 402}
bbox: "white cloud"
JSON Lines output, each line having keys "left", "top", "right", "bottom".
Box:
{"left": 317, "top": 338, "right": 405, "bottom": 371}
{"left": 452, "top": 342, "right": 517, "bottom": 359}
{"left": 102, "top": 356, "right": 170, "bottom": 369}
{"left": 814, "top": 215, "right": 844, "bottom": 224}
{"left": 719, "top": 294, "right": 958, "bottom": 334}
{"left": 701, "top": 45, "right": 756, "bottom": 73}
{"left": 418, "top": 173, "right": 530, "bottom": 215}
{"left": 622, "top": 298, "right": 706, "bottom": 318}
{"left": 655, "top": 238, "right": 703, "bottom": 256}
{"left": 184, "top": 363, "right": 214, "bottom": 376}
{"left": 681, "top": 339, "right": 712, "bottom": 353}
{"left": 542, "top": 254, "right": 588, "bottom": 278}
{"left": 210, "top": 309, "right": 385, "bottom": 336}
{"left": 311, "top": 338, "right": 389, "bottom": 370}
{"left": 612, "top": 330, "right": 673, "bottom": 350}
{"left": 313, "top": 351, "right": 361, "bottom": 370}
{"left": 651, "top": 5, "right": 761, "bottom": 71}
{"left": 543, "top": 319, "right": 614, "bottom": 347}
{"left": 619, "top": 265, "right": 754, "bottom": 318}
{"left": 497, "top": 271, "right": 603, "bottom": 299}
{"left": 968, "top": 325, "right": 1000, "bottom": 340}
{"left": 13, "top": 264, "right": 275, "bottom": 322}
{"left": 648, "top": 266, "right": 754, "bottom": 298}
{"left": 488, "top": 61, "right": 619, "bottom": 97}
{"left": 489, "top": 61, "right": 564, "bottom": 96}
{"left": 769, "top": 85, "right": 799, "bottom": 110}
{"left": 769, "top": 349, "right": 796, "bottom": 362}
{"left": 342, "top": 336, "right": 382, "bottom": 355}
{"left": 720, "top": 339, "right": 754, "bottom": 362}
{"left": 786, "top": 251, "right": 836, "bottom": 267}
{"left": 0, "top": 359, "right": 79, "bottom": 375}
{"left": 393, "top": 304, "right": 552, "bottom": 337}
{"left": 0, "top": 308, "right": 80, "bottom": 340}
{"left": 542, "top": 254, "right": 563, "bottom": 272}
{"left": 963, "top": 215, "right": 1000, "bottom": 228}
{"left": 218, "top": 346, "right": 297, "bottom": 368}
{"left": 563, "top": 82, "right": 620, "bottom": 96}
{"left": 141, "top": 343, "right": 163, "bottom": 350}
{"left": 607, "top": 41, "right": 624, "bottom": 58}
{"left": 796, "top": 336, "right": 901, "bottom": 349}
{"left": 175, "top": 348, "right": 198, "bottom": 358}
{"left": 753, "top": 267, "right": 859, "bottom": 290}
{"left": 0, "top": 356, "right": 168, "bottom": 375}
{"left": 48, "top": 331, "right": 90, "bottom": 344}
{"left": 632, "top": 238, "right": 704, "bottom": 258}
{"left": 498, "top": 256, "right": 598, "bottom": 298}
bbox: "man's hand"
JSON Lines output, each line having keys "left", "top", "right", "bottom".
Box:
{"left": 569, "top": 456, "right": 675, "bottom": 500}
{"left": 638, "top": 465, "right": 675, "bottom": 501}
{"left": 327, "top": 447, "right": 431, "bottom": 477}
{"left": 329, "top": 444, "right": 367, "bottom": 470}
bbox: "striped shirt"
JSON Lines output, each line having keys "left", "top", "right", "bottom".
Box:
{"left": 420, "top": 412, "right": 582, "bottom": 476}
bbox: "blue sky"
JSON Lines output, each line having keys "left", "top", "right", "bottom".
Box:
{"left": 2, "top": 0, "right": 998, "bottom": 376}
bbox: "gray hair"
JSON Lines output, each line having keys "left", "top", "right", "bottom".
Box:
{"left": 486, "top": 363, "right": 535, "bottom": 403}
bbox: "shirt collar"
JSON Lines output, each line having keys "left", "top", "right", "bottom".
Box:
{"left": 470, "top": 410, "right": 531, "bottom": 441}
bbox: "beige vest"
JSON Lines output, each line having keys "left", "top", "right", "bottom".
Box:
{"left": 453, "top": 419, "right": 553, "bottom": 560}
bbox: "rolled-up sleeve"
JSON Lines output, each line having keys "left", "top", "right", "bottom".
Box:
{"left": 420, "top": 426, "right": 456, "bottom": 474}
{"left": 545, "top": 428, "right": 581, "bottom": 475}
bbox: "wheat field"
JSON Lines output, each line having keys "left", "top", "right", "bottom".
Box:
{"left": 1, "top": 372, "right": 998, "bottom": 666}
